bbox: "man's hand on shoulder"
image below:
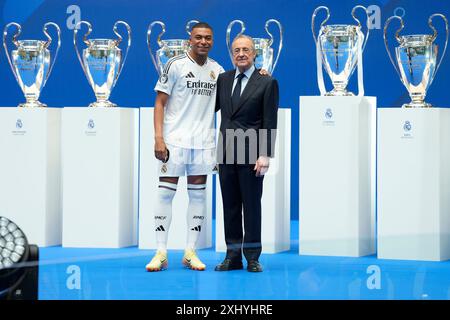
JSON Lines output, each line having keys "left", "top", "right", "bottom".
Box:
{"left": 258, "top": 69, "right": 271, "bottom": 76}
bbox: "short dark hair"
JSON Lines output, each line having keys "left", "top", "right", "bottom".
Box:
{"left": 192, "top": 22, "right": 213, "bottom": 32}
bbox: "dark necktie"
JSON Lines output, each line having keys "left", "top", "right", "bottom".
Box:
{"left": 231, "top": 73, "right": 245, "bottom": 112}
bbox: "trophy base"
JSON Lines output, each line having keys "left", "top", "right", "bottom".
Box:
{"left": 89, "top": 101, "right": 117, "bottom": 108}
{"left": 325, "top": 89, "right": 354, "bottom": 97}
{"left": 402, "top": 102, "right": 432, "bottom": 108}
{"left": 18, "top": 101, "right": 47, "bottom": 108}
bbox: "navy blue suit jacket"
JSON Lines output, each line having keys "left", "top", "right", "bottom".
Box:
{"left": 215, "top": 69, "right": 279, "bottom": 165}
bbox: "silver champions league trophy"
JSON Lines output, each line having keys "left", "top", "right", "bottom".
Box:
{"left": 384, "top": 14, "right": 448, "bottom": 108}
{"left": 312, "top": 6, "right": 370, "bottom": 96}
{"left": 226, "top": 19, "right": 283, "bottom": 74}
{"left": 147, "top": 20, "right": 199, "bottom": 76}
{"left": 3, "top": 22, "right": 61, "bottom": 107}
{"left": 74, "top": 20, "right": 131, "bottom": 107}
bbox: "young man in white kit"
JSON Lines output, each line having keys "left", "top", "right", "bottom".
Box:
{"left": 146, "top": 22, "right": 224, "bottom": 271}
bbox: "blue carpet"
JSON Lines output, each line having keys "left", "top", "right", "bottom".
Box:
{"left": 38, "top": 221, "right": 450, "bottom": 300}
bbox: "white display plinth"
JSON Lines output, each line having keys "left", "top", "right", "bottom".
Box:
{"left": 377, "top": 108, "right": 450, "bottom": 261}
{"left": 299, "top": 96, "right": 376, "bottom": 257}
{"left": 62, "top": 107, "right": 138, "bottom": 248}
{"left": 138, "top": 107, "right": 213, "bottom": 250}
{"left": 0, "top": 107, "right": 61, "bottom": 246}
{"left": 215, "top": 109, "right": 291, "bottom": 253}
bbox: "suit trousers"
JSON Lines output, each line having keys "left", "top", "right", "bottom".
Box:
{"left": 218, "top": 164, "right": 264, "bottom": 262}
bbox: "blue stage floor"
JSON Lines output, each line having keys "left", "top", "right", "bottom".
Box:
{"left": 38, "top": 221, "right": 450, "bottom": 300}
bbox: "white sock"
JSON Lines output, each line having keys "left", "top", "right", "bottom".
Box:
{"left": 186, "top": 184, "right": 207, "bottom": 250}
{"left": 154, "top": 181, "right": 177, "bottom": 252}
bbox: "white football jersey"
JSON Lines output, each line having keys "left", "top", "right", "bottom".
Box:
{"left": 154, "top": 53, "right": 224, "bottom": 149}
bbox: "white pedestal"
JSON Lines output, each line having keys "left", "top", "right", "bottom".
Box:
{"left": 215, "top": 109, "right": 291, "bottom": 253}
{"left": 299, "top": 96, "right": 376, "bottom": 257}
{"left": 377, "top": 108, "right": 450, "bottom": 261}
{"left": 138, "top": 107, "right": 213, "bottom": 250}
{"left": 0, "top": 107, "right": 61, "bottom": 246}
{"left": 62, "top": 107, "right": 138, "bottom": 248}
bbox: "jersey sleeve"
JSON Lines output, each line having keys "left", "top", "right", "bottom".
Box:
{"left": 154, "top": 60, "right": 179, "bottom": 95}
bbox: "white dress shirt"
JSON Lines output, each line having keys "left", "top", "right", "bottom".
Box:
{"left": 231, "top": 64, "right": 256, "bottom": 96}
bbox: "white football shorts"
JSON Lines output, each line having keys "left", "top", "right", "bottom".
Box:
{"left": 158, "top": 144, "right": 217, "bottom": 177}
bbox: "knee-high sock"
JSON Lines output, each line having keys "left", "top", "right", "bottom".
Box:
{"left": 154, "top": 181, "right": 177, "bottom": 252}
{"left": 186, "top": 184, "right": 207, "bottom": 250}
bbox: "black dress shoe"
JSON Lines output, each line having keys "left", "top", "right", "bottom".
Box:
{"left": 214, "top": 258, "right": 243, "bottom": 271}
{"left": 247, "top": 260, "right": 263, "bottom": 272}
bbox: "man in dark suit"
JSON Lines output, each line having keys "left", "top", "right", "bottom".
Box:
{"left": 215, "top": 35, "right": 279, "bottom": 272}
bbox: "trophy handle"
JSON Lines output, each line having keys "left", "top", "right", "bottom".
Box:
{"left": 226, "top": 20, "right": 245, "bottom": 64}
{"left": 265, "top": 19, "right": 283, "bottom": 73}
{"left": 3, "top": 22, "right": 22, "bottom": 83}
{"left": 383, "top": 15, "right": 404, "bottom": 79}
{"left": 351, "top": 5, "right": 370, "bottom": 52}
{"left": 73, "top": 20, "right": 92, "bottom": 81}
{"left": 113, "top": 20, "right": 132, "bottom": 88}
{"left": 312, "top": 7, "right": 330, "bottom": 95}
{"left": 311, "top": 6, "right": 330, "bottom": 44}
{"left": 186, "top": 20, "right": 200, "bottom": 36}
{"left": 42, "top": 22, "right": 61, "bottom": 86}
{"left": 428, "top": 13, "right": 449, "bottom": 83}
{"left": 147, "top": 21, "right": 166, "bottom": 76}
